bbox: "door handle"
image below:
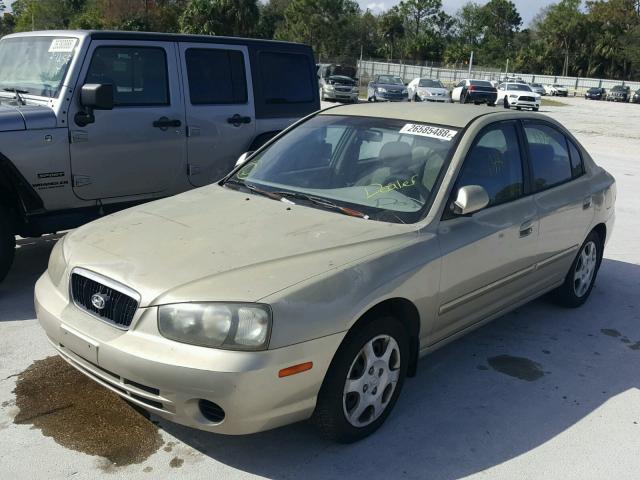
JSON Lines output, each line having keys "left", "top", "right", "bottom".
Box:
{"left": 519, "top": 220, "right": 534, "bottom": 238}
{"left": 227, "top": 114, "right": 252, "bottom": 127}
{"left": 583, "top": 197, "right": 592, "bottom": 210}
{"left": 153, "top": 117, "right": 182, "bottom": 130}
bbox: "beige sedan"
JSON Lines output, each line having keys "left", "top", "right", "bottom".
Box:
{"left": 35, "top": 103, "right": 616, "bottom": 443}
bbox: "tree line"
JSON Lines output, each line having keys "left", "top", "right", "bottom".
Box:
{"left": 1, "top": 0, "right": 640, "bottom": 80}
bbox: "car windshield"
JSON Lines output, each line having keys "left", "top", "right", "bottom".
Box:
{"left": 506, "top": 84, "right": 532, "bottom": 91}
{"left": 588, "top": 88, "right": 599, "bottom": 92}
{"left": 377, "top": 75, "right": 404, "bottom": 85}
{"left": 531, "top": 84, "right": 542, "bottom": 87}
{"left": 225, "top": 115, "right": 459, "bottom": 224}
{"left": 470, "top": 80, "right": 492, "bottom": 87}
{"left": 419, "top": 79, "right": 444, "bottom": 88}
{"left": 612, "top": 86, "right": 625, "bottom": 91}
{"left": 0, "top": 36, "right": 77, "bottom": 98}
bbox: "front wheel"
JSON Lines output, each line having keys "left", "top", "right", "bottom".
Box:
{"left": 503, "top": 98, "right": 510, "bottom": 109}
{"left": 552, "top": 230, "right": 602, "bottom": 308}
{"left": 0, "top": 206, "right": 16, "bottom": 282}
{"left": 533, "top": 107, "right": 539, "bottom": 111}
{"left": 313, "top": 315, "right": 409, "bottom": 443}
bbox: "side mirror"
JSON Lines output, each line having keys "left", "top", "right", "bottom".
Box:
{"left": 452, "top": 185, "right": 489, "bottom": 215}
{"left": 75, "top": 84, "right": 114, "bottom": 127}
{"left": 80, "top": 84, "right": 114, "bottom": 110}
{"left": 235, "top": 151, "right": 254, "bottom": 167}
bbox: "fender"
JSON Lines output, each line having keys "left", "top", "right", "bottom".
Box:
{"left": 0, "top": 152, "right": 45, "bottom": 218}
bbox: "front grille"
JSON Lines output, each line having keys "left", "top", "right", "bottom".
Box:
{"left": 71, "top": 272, "right": 138, "bottom": 329}
{"left": 335, "top": 86, "right": 352, "bottom": 92}
{"left": 520, "top": 96, "right": 535, "bottom": 102}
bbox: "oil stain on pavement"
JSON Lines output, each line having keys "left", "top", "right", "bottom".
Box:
{"left": 12, "top": 356, "right": 163, "bottom": 466}
{"left": 487, "top": 355, "right": 545, "bottom": 381}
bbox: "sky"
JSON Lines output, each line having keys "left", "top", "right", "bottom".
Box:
{"left": 360, "top": 0, "right": 559, "bottom": 26}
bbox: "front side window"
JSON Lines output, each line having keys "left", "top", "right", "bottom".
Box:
{"left": 185, "top": 48, "right": 247, "bottom": 105}
{"left": 455, "top": 123, "right": 524, "bottom": 206}
{"left": 0, "top": 36, "right": 77, "bottom": 98}
{"left": 258, "top": 51, "right": 313, "bottom": 104}
{"left": 524, "top": 123, "right": 573, "bottom": 190}
{"left": 226, "top": 115, "right": 460, "bottom": 223}
{"left": 86, "top": 46, "right": 169, "bottom": 106}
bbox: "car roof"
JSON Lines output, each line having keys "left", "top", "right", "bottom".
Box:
{"left": 319, "top": 103, "right": 520, "bottom": 128}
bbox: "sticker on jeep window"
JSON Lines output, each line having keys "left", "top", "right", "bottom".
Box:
{"left": 48, "top": 38, "right": 77, "bottom": 53}
{"left": 400, "top": 124, "right": 458, "bottom": 141}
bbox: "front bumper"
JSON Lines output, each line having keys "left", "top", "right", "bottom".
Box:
{"left": 375, "top": 91, "right": 408, "bottom": 102}
{"left": 416, "top": 94, "right": 450, "bottom": 103}
{"left": 323, "top": 89, "right": 359, "bottom": 102}
{"left": 35, "top": 272, "right": 345, "bottom": 435}
{"left": 507, "top": 98, "right": 540, "bottom": 109}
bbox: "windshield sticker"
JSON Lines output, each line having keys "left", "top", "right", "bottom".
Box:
{"left": 365, "top": 175, "right": 418, "bottom": 199}
{"left": 48, "top": 38, "right": 77, "bottom": 53}
{"left": 399, "top": 124, "right": 457, "bottom": 141}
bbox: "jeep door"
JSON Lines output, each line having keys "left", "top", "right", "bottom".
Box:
{"left": 179, "top": 43, "right": 256, "bottom": 186}
{"left": 433, "top": 121, "right": 539, "bottom": 341}
{"left": 69, "top": 40, "right": 186, "bottom": 200}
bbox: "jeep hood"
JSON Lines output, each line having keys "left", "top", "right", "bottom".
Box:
{"left": 0, "top": 104, "right": 57, "bottom": 131}
{"left": 63, "top": 185, "right": 418, "bottom": 306}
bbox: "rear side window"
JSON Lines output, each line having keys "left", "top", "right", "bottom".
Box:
{"left": 258, "top": 52, "right": 313, "bottom": 104}
{"left": 185, "top": 48, "right": 247, "bottom": 105}
{"left": 457, "top": 122, "right": 524, "bottom": 206}
{"left": 524, "top": 123, "right": 573, "bottom": 190}
{"left": 567, "top": 140, "right": 584, "bottom": 178}
{"left": 86, "top": 46, "right": 168, "bottom": 106}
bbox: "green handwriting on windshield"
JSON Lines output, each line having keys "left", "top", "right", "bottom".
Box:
{"left": 365, "top": 175, "right": 418, "bottom": 199}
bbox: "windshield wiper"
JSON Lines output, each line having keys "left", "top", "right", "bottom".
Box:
{"left": 2, "top": 87, "right": 27, "bottom": 105}
{"left": 271, "top": 191, "right": 369, "bottom": 219}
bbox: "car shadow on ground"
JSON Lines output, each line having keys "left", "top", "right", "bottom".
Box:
{"left": 0, "top": 235, "right": 63, "bottom": 322}
{"left": 161, "top": 257, "right": 640, "bottom": 480}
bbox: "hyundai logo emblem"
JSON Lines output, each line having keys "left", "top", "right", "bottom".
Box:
{"left": 91, "top": 293, "right": 108, "bottom": 310}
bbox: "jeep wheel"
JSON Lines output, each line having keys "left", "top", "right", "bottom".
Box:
{"left": 313, "top": 314, "right": 409, "bottom": 443}
{"left": 0, "top": 206, "right": 16, "bottom": 282}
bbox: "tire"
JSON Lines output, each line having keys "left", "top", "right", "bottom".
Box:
{"left": 0, "top": 206, "right": 16, "bottom": 282}
{"left": 516, "top": 106, "right": 522, "bottom": 111}
{"left": 552, "top": 230, "right": 603, "bottom": 308}
{"left": 487, "top": 102, "right": 496, "bottom": 107}
{"left": 413, "top": 94, "right": 420, "bottom": 102}
{"left": 313, "top": 314, "right": 409, "bottom": 443}
{"left": 533, "top": 107, "right": 539, "bottom": 112}
{"left": 461, "top": 92, "right": 467, "bottom": 104}
{"left": 503, "top": 98, "right": 510, "bottom": 109}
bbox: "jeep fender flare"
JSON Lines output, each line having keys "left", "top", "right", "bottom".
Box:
{"left": 0, "top": 152, "right": 45, "bottom": 229}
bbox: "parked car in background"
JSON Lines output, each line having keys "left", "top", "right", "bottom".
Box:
{"left": 318, "top": 63, "right": 359, "bottom": 103}
{"left": 407, "top": 77, "right": 450, "bottom": 102}
{"left": 631, "top": 89, "right": 640, "bottom": 103}
{"left": 503, "top": 75, "right": 526, "bottom": 84}
{"left": 367, "top": 74, "right": 408, "bottom": 102}
{"left": 451, "top": 79, "right": 497, "bottom": 106}
{"left": 497, "top": 83, "right": 540, "bottom": 111}
{"left": 607, "top": 85, "right": 631, "bottom": 102}
{"left": 0, "top": 30, "right": 319, "bottom": 281}
{"left": 529, "top": 83, "right": 546, "bottom": 95}
{"left": 544, "top": 84, "right": 569, "bottom": 96}
{"left": 585, "top": 87, "right": 606, "bottom": 100}
{"left": 36, "top": 103, "right": 616, "bottom": 443}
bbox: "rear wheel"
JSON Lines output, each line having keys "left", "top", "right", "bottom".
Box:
{"left": 0, "top": 206, "right": 16, "bottom": 282}
{"left": 552, "top": 230, "right": 602, "bottom": 308}
{"left": 313, "top": 314, "right": 409, "bottom": 443}
{"left": 461, "top": 92, "right": 468, "bottom": 104}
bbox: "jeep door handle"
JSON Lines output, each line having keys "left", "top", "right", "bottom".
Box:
{"left": 153, "top": 117, "right": 182, "bottom": 129}
{"left": 227, "top": 114, "right": 252, "bottom": 126}
{"left": 519, "top": 220, "right": 534, "bottom": 238}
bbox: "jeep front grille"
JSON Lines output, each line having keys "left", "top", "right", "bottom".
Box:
{"left": 70, "top": 269, "right": 139, "bottom": 329}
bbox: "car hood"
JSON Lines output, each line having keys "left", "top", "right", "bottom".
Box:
{"left": 63, "top": 185, "right": 418, "bottom": 307}
{"left": 418, "top": 87, "right": 449, "bottom": 96}
{"left": 0, "top": 104, "right": 57, "bottom": 132}
{"left": 376, "top": 83, "right": 406, "bottom": 90}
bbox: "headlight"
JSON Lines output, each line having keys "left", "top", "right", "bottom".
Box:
{"left": 325, "top": 84, "right": 334, "bottom": 90}
{"left": 158, "top": 303, "right": 272, "bottom": 351}
{"left": 48, "top": 236, "right": 67, "bottom": 286}
{"left": 352, "top": 87, "right": 359, "bottom": 92}
{"left": 376, "top": 87, "right": 387, "bottom": 93}
{"left": 509, "top": 94, "right": 518, "bottom": 98}
{"left": 402, "top": 88, "right": 408, "bottom": 94}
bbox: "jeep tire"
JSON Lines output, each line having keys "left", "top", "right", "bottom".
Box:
{"left": 0, "top": 206, "right": 16, "bottom": 282}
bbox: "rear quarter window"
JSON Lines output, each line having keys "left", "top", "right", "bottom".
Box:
{"left": 258, "top": 51, "right": 313, "bottom": 104}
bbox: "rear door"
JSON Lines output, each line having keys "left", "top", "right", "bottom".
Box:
{"left": 69, "top": 40, "right": 186, "bottom": 200}
{"left": 179, "top": 43, "right": 255, "bottom": 186}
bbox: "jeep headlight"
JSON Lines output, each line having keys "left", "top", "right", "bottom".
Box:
{"left": 48, "top": 236, "right": 67, "bottom": 286}
{"left": 158, "top": 303, "right": 272, "bottom": 351}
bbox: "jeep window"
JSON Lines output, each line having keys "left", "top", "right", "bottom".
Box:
{"left": 418, "top": 79, "right": 444, "bottom": 88}
{"left": 86, "top": 46, "right": 169, "bottom": 106}
{"left": 226, "top": 115, "right": 458, "bottom": 224}
{"left": 259, "top": 51, "right": 313, "bottom": 104}
{"left": 185, "top": 48, "right": 247, "bottom": 105}
{"left": 0, "top": 36, "right": 76, "bottom": 98}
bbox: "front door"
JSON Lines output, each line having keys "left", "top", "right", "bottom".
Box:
{"left": 69, "top": 41, "right": 186, "bottom": 200}
{"left": 433, "top": 121, "right": 539, "bottom": 341}
{"left": 179, "top": 43, "right": 255, "bottom": 186}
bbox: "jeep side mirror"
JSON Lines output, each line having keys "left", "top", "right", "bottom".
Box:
{"left": 452, "top": 185, "right": 490, "bottom": 215}
{"left": 75, "top": 84, "right": 114, "bottom": 127}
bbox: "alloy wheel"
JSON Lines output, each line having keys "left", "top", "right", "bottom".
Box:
{"left": 573, "top": 240, "right": 598, "bottom": 297}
